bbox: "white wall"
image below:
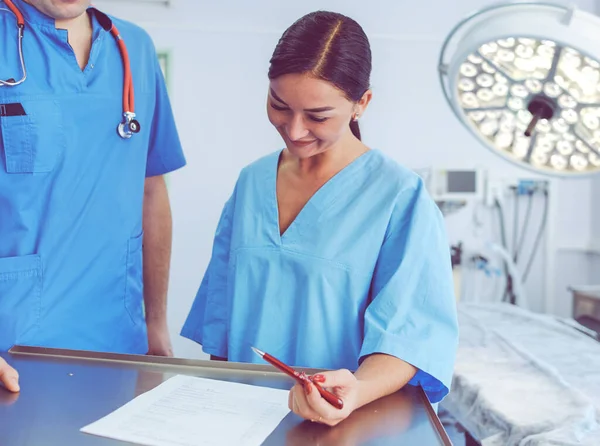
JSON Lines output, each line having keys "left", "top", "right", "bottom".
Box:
{"left": 94, "top": 0, "right": 600, "bottom": 358}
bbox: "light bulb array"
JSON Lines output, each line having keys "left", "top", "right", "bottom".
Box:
{"left": 457, "top": 37, "right": 600, "bottom": 173}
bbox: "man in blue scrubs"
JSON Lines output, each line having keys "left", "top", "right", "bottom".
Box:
{"left": 0, "top": 0, "right": 186, "bottom": 391}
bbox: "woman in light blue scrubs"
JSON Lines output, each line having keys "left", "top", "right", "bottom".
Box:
{"left": 182, "top": 11, "right": 458, "bottom": 425}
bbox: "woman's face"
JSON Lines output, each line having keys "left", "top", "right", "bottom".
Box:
{"left": 267, "top": 73, "right": 369, "bottom": 159}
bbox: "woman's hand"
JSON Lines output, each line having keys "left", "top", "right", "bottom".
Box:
{"left": 288, "top": 369, "right": 360, "bottom": 427}
{"left": 287, "top": 354, "right": 418, "bottom": 427}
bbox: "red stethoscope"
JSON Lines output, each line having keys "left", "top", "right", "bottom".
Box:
{"left": 0, "top": 0, "right": 140, "bottom": 139}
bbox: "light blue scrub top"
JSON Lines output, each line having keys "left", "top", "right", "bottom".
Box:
{"left": 182, "top": 149, "right": 458, "bottom": 403}
{"left": 0, "top": 0, "right": 186, "bottom": 353}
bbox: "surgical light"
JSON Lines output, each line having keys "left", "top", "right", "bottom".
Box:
{"left": 439, "top": 2, "right": 600, "bottom": 175}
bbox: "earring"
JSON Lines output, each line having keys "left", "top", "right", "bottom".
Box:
{"left": 353, "top": 113, "right": 360, "bottom": 122}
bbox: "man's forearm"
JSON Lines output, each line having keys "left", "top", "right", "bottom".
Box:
{"left": 142, "top": 175, "right": 172, "bottom": 323}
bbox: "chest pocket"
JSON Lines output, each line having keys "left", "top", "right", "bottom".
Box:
{"left": 0, "top": 98, "right": 65, "bottom": 173}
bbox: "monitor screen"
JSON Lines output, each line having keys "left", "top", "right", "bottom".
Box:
{"left": 447, "top": 170, "right": 477, "bottom": 193}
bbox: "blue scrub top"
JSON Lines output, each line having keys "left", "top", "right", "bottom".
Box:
{"left": 181, "top": 149, "right": 458, "bottom": 403}
{"left": 0, "top": 0, "right": 186, "bottom": 353}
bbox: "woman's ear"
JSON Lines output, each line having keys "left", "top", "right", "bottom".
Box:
{"left": 356, "top": 89, "right": 373, "bottom": 116}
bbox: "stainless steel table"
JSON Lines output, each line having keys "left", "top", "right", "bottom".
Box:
{"left": 0, "top": 346, "right": 451, "bottom": 445}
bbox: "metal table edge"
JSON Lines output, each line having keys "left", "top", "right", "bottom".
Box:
{"left": 9, "top": 345, "right": 451, "bottom": 445}
{"left": 8, "top": 345, "right": 315, "bottom": 374}
{"left": 419, "top": 387, "right": 453, "bottom": 446}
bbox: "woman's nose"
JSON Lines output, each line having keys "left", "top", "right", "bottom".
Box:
{"left": 285, "top": 115, "right": 310, "bottom": 141}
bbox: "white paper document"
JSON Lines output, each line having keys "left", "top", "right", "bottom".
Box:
{"left": 81, "top": 374, "right": 290, "bottom": 446}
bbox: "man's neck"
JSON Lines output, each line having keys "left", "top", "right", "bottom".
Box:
{"left": 59, "top": 12, "right": 94, "bottom": 70}
{"left": 22, "top": 0, "right": 93, "bottom": 69}
{"left": 56, "top": 11, "right": 92, "bottom": 39}
{"left": 21, "top": 1, "right": 92, "bottom": 38}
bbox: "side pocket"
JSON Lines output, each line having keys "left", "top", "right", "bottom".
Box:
{"left": 0, "top": 254, "right": 42, "bottom": 350}
{"left": 125, "top": 232, "right": 145, "bottom": 325}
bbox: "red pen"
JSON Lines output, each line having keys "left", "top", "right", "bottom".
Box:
{"left": 251, "top": 346, "right": 344, "bottom": 410}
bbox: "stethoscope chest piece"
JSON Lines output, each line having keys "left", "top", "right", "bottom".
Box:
{"left": 117, "top": 112, "right": 141, "bottom": 139}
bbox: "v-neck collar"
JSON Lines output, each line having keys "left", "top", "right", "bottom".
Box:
{"left": 269, "top": 149, "right": 375, "bottom": 244}
{"left": 10, "top": 0, "right": 106, "bottom": 76}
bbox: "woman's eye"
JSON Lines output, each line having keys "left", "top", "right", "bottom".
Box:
{"left": 270, "top": 102, "right": 327, "bottom": 123}
{"left": 270, "top": 102, "right": 289, "bottom": 111}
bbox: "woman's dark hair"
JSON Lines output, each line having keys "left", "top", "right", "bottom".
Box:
{"left": 268, "top": 11, "right": 372, "bottom": 140}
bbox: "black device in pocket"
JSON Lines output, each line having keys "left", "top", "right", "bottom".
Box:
{"left": 0, "top": 102, "right": 26, "bottom": 117}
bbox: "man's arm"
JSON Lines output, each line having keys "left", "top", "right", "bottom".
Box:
{"left": 143, "top": 175, "right": 174, "bottom": 356}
